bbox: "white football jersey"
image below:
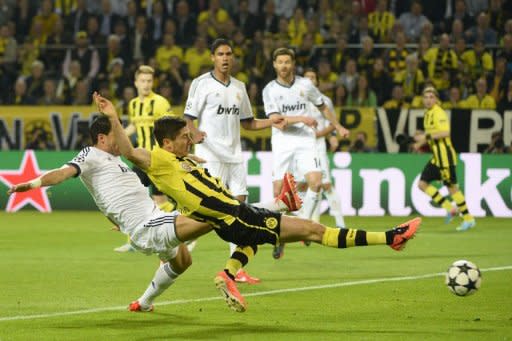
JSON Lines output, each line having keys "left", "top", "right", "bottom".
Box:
{"left": 68, "top": 147, "right": 157, "bottom": 236}
{"left": 184, "top": 72, "right": 253, "bottom": 163}
{"left": 262, "top": 76, "right": 324, "bottom": 140}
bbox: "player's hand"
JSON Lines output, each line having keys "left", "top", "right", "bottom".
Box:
{"left": 192, "top": 131, "right": 207, "bottom": 144}
{"left": 7, "top": 183, "right": 32, "bottom": 194}
{"left": 93, "top": 92, "right": 117, "bottom": 118}
{"left": 412, "top": 142, "right": 423, "bottom": 152}
{"left": 328, "top": 135, "right": 339, "bottom": 152}
{"left": 336, "top": 125, "right": 350, "bottom": 138}
{"left": 303, "top": 117, "right": 318, "bottom": 128}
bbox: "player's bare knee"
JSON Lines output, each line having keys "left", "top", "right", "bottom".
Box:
{"left": 305, "top": 220, "right": 324, "bottom": 242}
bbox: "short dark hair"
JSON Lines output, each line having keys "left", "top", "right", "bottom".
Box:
{"left": 89, "top": 115, "right": 112, "bottom": 145}
{"left": 272, "top": 47, "right": 295, "bottom": 61}
{"left": 154, "top": 116, "right": 187, "bottom": 146}
{"left": 210, "top": 38, "right": 232, "bottom": 54}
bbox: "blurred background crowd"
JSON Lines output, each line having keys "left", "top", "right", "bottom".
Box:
{"left": 0, "top": 0, "right": 511, "bottom": 116}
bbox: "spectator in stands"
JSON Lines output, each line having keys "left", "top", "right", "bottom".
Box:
{"left": 98, "top": 0, "right": 121, "bottom": 37}
{"left": 62, "top": 31, "right": 100, "bottom": 83}
{"left": 450, "top": 19, "right": 466, "bottom": 43}
{"left": 416, "top": 34, "right": 432, "bottom": 61}
{"left": 247, "top": 81, "right": 263, "bottom": 107}
{"left": 464, "top": 0, "right": 488, "bottom": 17}
{"left": 160, "top": 55, "right": 188, "bottom": 104}
{"left": 274, "top": 0, "right": 296, "bottom": 19}
{"left": 26, "top": 127, "right": 55, "bottom": 150}
{"left": 394, "top": 54, "right": 425, "bottom": 102}
{"left": 72, "top": 79, "right": 90, "bottom": 105}
{"left": 306, "top": 17, "right": 324, "bottom": 45}
{"left": 112, "top": 20, "right": 131, "bottom": 62}
{"left": 338, "top": 58, "right": 359, "bottom": 96}
{"left": 316, "top": 58, "right": 338, "bottom": 99}
{"left": 183, "top": 35, "right": 211, "bottom": 78}
{"left": 368, "top": 57, "right": 393, "bottom": 105}
{"left": 57, "top": 60, "right": 82, "bottom": 104}
{"left": 489, "top": 0, "right": 510, "bottom": 35}
{"left": 386, "top": 31, "right": 409, "bottom": 78}
{"left": 423, "top": 33, "right": 458, "bottom": 97}
{"left": 149, "top": 0, "right": 167, "bottom": 44}
{"left": 288, "top": 7, "right": 307, "bottom": 46}
{"left": 465, "top": 11, "right": 497, "bottom": 45}
{"left": 342, "top": 1, "right": 363, "bottom": 39}
{"left": 42, "top": 17, "right": 71, "bottom": 76}
{"left": 326, "top": 34, "right": 351, "bottom": 74}
{"left": 333, "top": 84, "right": 348, "bottom": 107}
{"left": 155, "top": 33, "right": 183, "bottom": 73}
{"left": 38, "top": 79, "right": 63, "bottom": 105}
{"left": 247, "top": 31, "right": 274, "bottom": 87}
{"left": 461, "top": 77, "right": 497, "bottom": 109}
{"left": 233, "top": 0, "right": 258, "bottom": 39}
{"left": 349, "top": 131, "right": 374, "bottom": 152}
{"left": 383, "top": 85, "right": 410, "bottom": 109}
{"left": 98, "top": 34, "right": 124, "bottom": 77}
{"left": 460, "top": 39, "right": 493, "bottom": 82}
{"left": 130, "top": 15, "right": 155, "bottom": 62}
{"left": 105, "top": 58, "right": 129, "bottom": 102}
{"left": 295, "top": 32, "right": 314, "bottom": 72}
{"left": 86, "top": 15, "right": 106, "bottom": 46}
{"left": 497, "top": 34, "right": 512, "bottom": 74}
{"left": 497, "top": 79, "right": 512, "bottom": 113}
{"left": 0, "top": 23, "right": 16, "bottom": 100}
{"left": 65, "top": 0, "right": 90, "bottom": 36}
{"left": 173, "top": 0, "right": 197, "bottom": 46}
{"left": 0, "top": 0, "right": 14, "bottom": 27}
{"left": 356, "top": 36, "right": 376, "bottom": 75}
{"left": 346, "top": 74, "right": 377, "bottom": 107}
{"left": 18, "top": 37, "right": 39, "bottom": 77}
{"left": 6, "top": 77, "right": 35, "bottom": 105}
{"left": 259, "top": 0, "right": 279, "bottom": 34}
{"left": 488, "top": 57, "right": 510, "bottom": 104}
{"left": 30, "top": 0, "right": 58, "bottom": 39}
{"left": 445, "top": 0, "right": 474, "bottom": 33}
{"left": 317, "top": 0, "right": 337, "bottom": 38}
{"left": 116, "top": 85, "right": 136, "bottom": 116}
{"left": 25, "top": 60, "right": 46, "bottom": 102}
{"left": 399, "top": 1, "right": 430, "bottom": 42}
{"left": 231, "top": 29, "right": 249, "bottom": 68}
{"left": 197, "top": 0, "right": 230, "bottom": 40}
{"left": 124, "top": 0, "right": 138, "bottom": 33}
{"left": 484, "top": 131, "right": 510, "bottom": 154}
{"left": 442, "top": 86, "right": 463, "bottom": 109}
{"left": 12, "top": 0, "right": 32, "bottom": 41}
{"left": 368, "top": 0, "right": 395, "bottom": 43}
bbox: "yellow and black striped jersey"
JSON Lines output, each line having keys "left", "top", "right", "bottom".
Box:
{"left": 146, "top": 147, "right": 240, "bottom": 228}
{"left": 424, "top": 104, "right": 457, "bottom": 167}
{"left": 128, "top": 92, "right": 173, "bottom": 150}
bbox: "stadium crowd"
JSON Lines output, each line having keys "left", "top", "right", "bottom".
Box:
{"left": 0, "top": 0, "right": 511, "bottom": 149}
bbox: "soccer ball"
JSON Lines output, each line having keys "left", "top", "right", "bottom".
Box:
{"left": 445, "top": 260, "right": 481, "bottom": 296}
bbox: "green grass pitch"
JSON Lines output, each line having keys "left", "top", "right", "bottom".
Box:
{"left": 0, "top": 212, "right": 511, "bottom": 341}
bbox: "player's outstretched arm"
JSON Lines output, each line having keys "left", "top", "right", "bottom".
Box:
{"left": 93, "top": 92, "right": 151, "bottom": 169}
{"left": 319, "top": 104, "right": 349, "bottom": 138}
{"left": 7, "top": 165, "right": 77, "bottom": 195}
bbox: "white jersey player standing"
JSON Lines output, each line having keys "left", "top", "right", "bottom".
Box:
{"left": 184, "top": 38, "right": 287, "bottom": 284}
{"left": 262, "top": 48, "right": 350, "bottom": 259}
{"left": 303, "top": 68, "right": 345, "bottom": 229}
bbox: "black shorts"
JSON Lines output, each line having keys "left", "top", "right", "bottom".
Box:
{"left": 132, "top": 165, "right": 164, "bottom": 196}
{"left": 214, "top": 203, "right": 282, "bottom": 246}
{"left": 420, "top": 161, "right": 457, "bottom": 187}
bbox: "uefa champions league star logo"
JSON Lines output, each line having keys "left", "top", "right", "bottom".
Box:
{"left": 0, "top": 150, "right": 52, "bottom": 212}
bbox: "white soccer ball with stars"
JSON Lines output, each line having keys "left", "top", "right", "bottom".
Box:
{"left": 445, "top": 260, "right": 481, "bottom": 296}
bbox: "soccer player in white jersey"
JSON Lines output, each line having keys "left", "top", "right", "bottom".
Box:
{"left": 262, "top": 47, "right": 350, "bottom": 258}
{"left": 303, "top": 68, "right": 345, "bottom": 229}
{"left": 184, "top": 38, "right": 289, "bottom": 284}
{"left": 7, "top": 115, "right": 212, "bottom": 312}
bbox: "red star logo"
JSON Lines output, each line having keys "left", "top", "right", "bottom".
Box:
{"left": 0, "top": 150, "right": 52, "bottom": 212}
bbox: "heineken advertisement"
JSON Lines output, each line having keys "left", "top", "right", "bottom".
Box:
{"left": 1, "top": 151, "right": 510, "bottom": 217}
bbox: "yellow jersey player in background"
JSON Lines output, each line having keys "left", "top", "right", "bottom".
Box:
{"left": 413, "top": 86, "right": 476, "bottom": 231}
{"left": 114, "top": 65, "right": 176, "bottom": 252}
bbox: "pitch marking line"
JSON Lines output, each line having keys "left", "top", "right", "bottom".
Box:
{"left": 1, "top": 265, "right": 511, "bottom": 322}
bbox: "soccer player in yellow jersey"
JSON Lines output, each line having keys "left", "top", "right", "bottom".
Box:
{"left": 413, "top": 87, "right": 476, "bottom": 231}
{"left": 94, "top": 92, "right": 421, "bottom": 313}
{"left": 114, "top": 65, "right": 175, "bottom": 252}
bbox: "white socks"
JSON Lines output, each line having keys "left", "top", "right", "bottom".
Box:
{"left": 301, "top": 188, "right": 321, "bottom": 219}
{"left": 138, "top": 262, "right": 179, "bottom": 308}
{"left": 325, "top": 189, "right": 345, "bottom": 227}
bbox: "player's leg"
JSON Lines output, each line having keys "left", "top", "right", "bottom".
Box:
{"left": 418, "top": 162, "right": 455, "bottom": 222}
{"left": 129, "top": 244, "right": 191, "bottom": 312}
{"left": 323, "top": 182, "right": 346, "bottom": 228}
{"left": 278, "top": 215, "right": 420, "bottom": 251}
{"left": 443, "top": 166, "right": 475, "bottom": 231}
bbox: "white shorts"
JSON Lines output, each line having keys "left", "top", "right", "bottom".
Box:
{"left": 130, "top": 211, "right": 181, "bottom": 261}
{"left": 203, "top": 161, "right": 248, "bottom": 196}
{"left": 272, "top": 137, "right": 320, "bottom": 181}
